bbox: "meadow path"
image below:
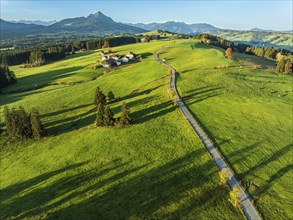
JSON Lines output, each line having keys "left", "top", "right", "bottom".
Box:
{"left": 154, "top": 45, "right": 261, "bottom": 220}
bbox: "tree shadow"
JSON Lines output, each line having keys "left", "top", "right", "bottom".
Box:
{"left": 253, "top": 164, "right": 293, "bottom": 199}
{"left": 0, "top": 150, "right": 240, "bottom": 219}
{"left": 45, "top": 105, "right": 97, "bottom": 135}
{"left": 42, "top": 104, "right": 93, "bottom": 118}
{"left": 182, "top": 86, "right": 222, "bottom": 105}
{"left": 140, "top": 52, "right": 153, "bottom": 58}
{"left": 3, "top": 66, "right": 85, "bottom": 95}
{"left": 240, "top": 143, "right": 293, "bottom": 180}
{"left": 131, "top": 100, "right": 176, "bottom": 123}
{"left": 181, "top": 68, "right": 197, "bottom": 74}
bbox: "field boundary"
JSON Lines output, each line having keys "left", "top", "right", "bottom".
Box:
{"left": 154, "top": 45, "right": 262, "bottom": 220}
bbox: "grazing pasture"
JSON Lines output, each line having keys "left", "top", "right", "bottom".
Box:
{"left": 162, "top": 40, "right": 293, "bottom": 220}
{"left": 0, "top": 40, "right": 243, "bottom": 219}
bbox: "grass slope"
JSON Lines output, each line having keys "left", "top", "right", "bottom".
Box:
{"left": 0, "top": 40, "right": 243, "bottom": 219}
{"left": 162, "top": 40, "right": 293, "bottom": 220}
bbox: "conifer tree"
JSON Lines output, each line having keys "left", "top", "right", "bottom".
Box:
{"left": 119, "top": 102, "right": 131, "bottom": 126}
{"left": 94, "top": 86, "right": 106, "bottom": 107}
{"left": 104, "top": 105, "right": 115, "bottom": 126}
{"left": 17, "top": 106, "right": 32, "bottom": 140}
{"left": 30, "top": 108, "right": 45, "bottom": 139}
{"left": 95, "top": 103, "right": 105, "bottom": 127}
{"left": 107, "top": 91, "right": 115, "bottom": 102}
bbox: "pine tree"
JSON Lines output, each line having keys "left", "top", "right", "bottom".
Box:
{"left": 17, "top": 106, "right": 32, "bottom": 140}
{"left": 107, "top": 91, "right": 115, "bottom": 102}
{"left": 95, "top": 103, "right": 105, "bottom": 127}
{"left": 104, "top": 106, "right": 115, "bottom": 126}
{"left": 3, "top": 106, "right": 12, "bottom": 134}
{"left": 1, "top": 55, "right": 7, "bottom": 67}
{"left": 119, "top": 102, "right": 131, "bottom": 126}
{"left": 30, "top": 108, "right": 45, "bottom": 139}
{"left": 94, "top": 86, "right": 106, "bottom": 107}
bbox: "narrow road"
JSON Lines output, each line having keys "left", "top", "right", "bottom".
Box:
{"left": 154, "top": 45, "right": 261, "bottom": 220}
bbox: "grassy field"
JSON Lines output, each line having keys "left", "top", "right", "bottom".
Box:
{"left": 0, "top": 40, "right": 244, "bottom": 219}
{"left": 161, "top": 40, "right": 293, "bottom": 220}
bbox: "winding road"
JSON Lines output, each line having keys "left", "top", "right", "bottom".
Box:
{"left": 154, "top": 45, "right": 261, "bottom": 220}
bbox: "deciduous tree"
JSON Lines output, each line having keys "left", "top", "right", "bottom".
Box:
{"left": 225, "top": 48, "right": 233, "bottom": 59}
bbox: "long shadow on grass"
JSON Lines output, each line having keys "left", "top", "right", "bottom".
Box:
{"left": 3, "top": 66, "right": 84, "bottom": 95}
{"left": 253, "top": 163, "right": 293, "bottom": 199}
{"left": 45, "top": 105, "right": 97, "bottom": 135}
{"left": 182, "top": 86, "right": 222, "bottom": 105}
{"left": 239, "top": 143, "right": 293, "bottom": 180}
{"left": 0, "top": 150, "right": 240, "bottom": 219}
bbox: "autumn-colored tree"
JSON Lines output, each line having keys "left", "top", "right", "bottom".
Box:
{"left": 225, "top": 48, "right": 233, "bottom": 59}
{"left": 102, "top": 40, "right": 110, "bottom": 48}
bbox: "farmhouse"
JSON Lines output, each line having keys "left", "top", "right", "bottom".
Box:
{"left": 100, "top": 51, "right": 141, "bottom": 68}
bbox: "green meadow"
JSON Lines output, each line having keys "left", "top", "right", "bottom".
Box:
{"left": 0, "top": 40, "right": 244, "bottom": 219}
{"left": 161, "top": 40, "right": 293, "bottom": 220}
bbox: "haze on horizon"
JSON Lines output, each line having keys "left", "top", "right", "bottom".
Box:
{"left": 1, "top": 0, "right": 292, "bottom": 31}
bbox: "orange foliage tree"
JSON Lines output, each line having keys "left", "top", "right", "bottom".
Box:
{"left": 226, "top": 48, "right": 233, "bottom": 59}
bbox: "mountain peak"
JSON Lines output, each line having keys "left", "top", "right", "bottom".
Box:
{"left": 93, "top": 11, "right": 105, "bottom": 16}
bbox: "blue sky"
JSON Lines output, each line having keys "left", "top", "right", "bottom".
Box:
{"left": 1, "top": 0, "right": 292, "bottom": 30}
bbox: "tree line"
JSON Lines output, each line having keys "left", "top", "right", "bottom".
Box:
{"left": 194, "top": 33, "right": 292, "bottom": 75}
{"left": 0, "top": 36, "right": 140, "bottom": 66}
{"left": 3, "top": 106, "right": 45, "bottom": 140}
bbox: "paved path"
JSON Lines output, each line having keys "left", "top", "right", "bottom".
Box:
{"left": 154, "top": 46, "right": 261, "bottom": 220}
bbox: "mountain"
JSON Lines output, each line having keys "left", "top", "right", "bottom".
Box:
{"left": 10, "top": 20, "right": 57, "bottom": 26}
{"left": 127, "top": 21, "right": 219, "bottom": 34}
{"left": 0, "top": 12, "right": 146, "bottom": 40}
{"left": 47, "top": 11, "right": 146, "bottom": 34}
{"left": 0, "top": 19, "right": 45, "bottom": 39}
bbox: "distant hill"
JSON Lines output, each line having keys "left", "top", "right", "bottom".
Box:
{"left": 0, "top": 19, "right": 45, "bottom": 39}
{"left": 0, "top": 12, "right": 146, "bottom": 40}
{"left": 128, "top": 21, "right": 219, "bottom": 34}
{"left": 206, "top": 29, "right": 293, "bottom": 49}
{"left": 10, "top": 20, "right": 57, "bottom": 26}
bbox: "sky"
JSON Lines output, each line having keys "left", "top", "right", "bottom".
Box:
{"left": 0, "top": 0, "right": 292, "bottom": 30}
